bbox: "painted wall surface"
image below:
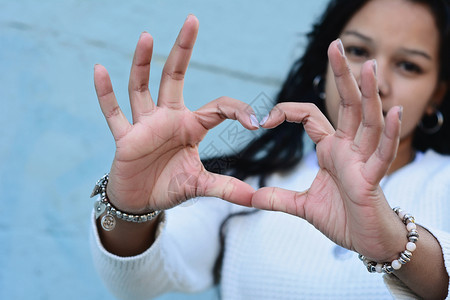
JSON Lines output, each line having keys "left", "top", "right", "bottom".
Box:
{"left": 0, "top": 1, "right": 327, "bottom": 299}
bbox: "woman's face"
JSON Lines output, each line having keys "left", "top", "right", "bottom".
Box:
{"left": 324, "top": 0, "right": 445, "bottom": 145}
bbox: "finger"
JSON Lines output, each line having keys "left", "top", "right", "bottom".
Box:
{"left": 354, "top": 60, "right": 384, "bottom": 158}
{"left": 251, "top": 186, "right": 308, "bottom": 217}
{"left": 157, "top": 15, "right": 199, "bottom": 109}
{"left": 328, "top": 39, "right": 362, "bottom": 139}
{"left": 260, "top": 102, "right": 334, "bottom": 144}
{"left": 128, "top": 32, "right": 155, "bottom": 123}
{"left": 199, "top": 171, "right": 255, "bottom": 207}
{"left": 195, "top": 96, "right": 260, "bottom": 131}
{"left": 94, "top": 64, "right": 131, "bottom": 140}
{"left": 363, "top": 106, "right": 402, "bottom": 184}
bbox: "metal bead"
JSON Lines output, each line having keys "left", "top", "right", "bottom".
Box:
{"left": 403, "top": 250, "right": 412, "bottom": 258}
{"left": 367, "top": 263, "right": 377, "bottom": 273}
{"left": 116, "top": 211, "right": 122, "bottom": 218}
{"left": 383, "top": 264, "right": 394, "bottom": 274}
{"left": 402, "top": 214, "right": 413, "bottom": 224}
{"left": 409, "top": 228, "right": 419, "bottom": 235}
{"left": 405, "top": 217, "right": 415, "bottom": 224}
{"left": 408, "top": 236, "right": 419, "bottom": 243}
{"left": 408, "top": 230, "right": 419, "bottom": 240}
{"left": 393, "top": 207, "right": 401, "bottom": 214}
{"left": 398, "top": 256, "right": 408, "bottom": 265}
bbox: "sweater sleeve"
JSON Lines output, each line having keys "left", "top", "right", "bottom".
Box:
{"left": 90, "top": 197, "right": 232, "bottom": 300}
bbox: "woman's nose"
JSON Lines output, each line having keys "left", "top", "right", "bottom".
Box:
{"left": 355, "top": 60, "right": 391, "bottom": 99}
{"left": 374, "top": 60, "right": 391, "bottom": 99}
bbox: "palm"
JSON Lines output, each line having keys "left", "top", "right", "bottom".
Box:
{"left": 252, "top": 41, "right": 403, "bottom": 260}
{"left": 110, "top": 108, "right": 205, "bottom": 210}
{"left": 94, "top": 16, "right": 257, "bottom": 214}
{"left": 305, "top": 138, "right": 384, "bottom": 252}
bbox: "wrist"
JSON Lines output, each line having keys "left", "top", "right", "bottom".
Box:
{"left": 96, "top": 211, "right": 163, "bottom": 256}
{"left": 91, "top": 173, "right": 162, "bottom": 231}
{"left": 359, "top": 207, "right": 419, "bottom": 274}
{"left": 382, "top": 212, "right": 409, "bottom": 262}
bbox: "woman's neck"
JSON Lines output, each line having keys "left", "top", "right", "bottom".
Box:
{"left": 387, "top": 136, "right": 416, "bottom": 175}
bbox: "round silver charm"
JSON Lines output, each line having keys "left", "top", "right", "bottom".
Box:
{"left": 101, "top": 214, "right": 116, "bottom": 231}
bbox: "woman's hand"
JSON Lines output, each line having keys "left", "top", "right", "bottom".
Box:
{"left": 94, "top": 15, "right": 258, "bottom": 214}
{"left": 252, "top": 40, "right": 405, "bottom": 262}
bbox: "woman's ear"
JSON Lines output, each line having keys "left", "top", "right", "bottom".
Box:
{"left": 429, "top": 81, "right": 448, "bottom": 111}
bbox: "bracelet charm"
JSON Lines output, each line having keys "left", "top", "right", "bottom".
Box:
{"left": 101, "top": 214, "right": 116, "bottom": 231}
{"left": 91, "top": 173, "right": 162, "bottom": 231}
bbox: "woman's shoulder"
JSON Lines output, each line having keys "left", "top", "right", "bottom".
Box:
{"left": 406, "top": 149, "right": 450, "bottom": 184}
{"left": 418, "top": 149, "right": 450, "bottom": 168}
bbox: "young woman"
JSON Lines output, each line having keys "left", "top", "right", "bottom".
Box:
{"left": 91, "top": 0, "right": 450, "bottom": 298}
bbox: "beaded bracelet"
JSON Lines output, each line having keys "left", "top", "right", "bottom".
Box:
{"left": 90, "top": 173, "right": 161, "bottom": 231}
{"left": 358, "top": 207, "right": 419, "bottom": 274}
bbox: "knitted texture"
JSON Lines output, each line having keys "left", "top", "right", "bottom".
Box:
{"left": 91, "top": 150, "right": 450, "bottom": 299}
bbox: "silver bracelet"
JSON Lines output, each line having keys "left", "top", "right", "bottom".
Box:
{"left": 358, "top": 207, "right": 419, "bottom": 274}
{"left": 90, "top": 173, "right": 161, "bottom": 231}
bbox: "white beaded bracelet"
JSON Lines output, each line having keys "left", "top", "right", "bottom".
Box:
{"left": 358, "top": 207, "right": 419, "bottom": 274}
{"left": 90, "top": 173, "right": 162, "bottom": 231}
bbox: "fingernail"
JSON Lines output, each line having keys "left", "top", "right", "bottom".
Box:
{"left": 398, "top": 106, "right": 403, "bottom": 121}
{"left": 250, "top": 114, "right": 260, "bottom": 128}
{"left": 372, "top": 59, "right": 377, "bottom": 76}
{"left": 260, "top": 114, "right": 269, "bottom": 126}
{"left": 337, "top": 39, "right": 345, "bottom": 56}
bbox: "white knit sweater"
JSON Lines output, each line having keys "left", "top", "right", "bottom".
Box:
{"left": 91, "top": 150, "right": 450, "bottom": 299}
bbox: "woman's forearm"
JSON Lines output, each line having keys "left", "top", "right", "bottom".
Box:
{"left": 395, "top": 226, "right": 448, "bottom": 299}
{"left": 96, "top": 213, "right": 161, "bottom": 257}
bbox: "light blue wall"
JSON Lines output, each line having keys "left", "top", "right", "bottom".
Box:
{"left": 0, "top": 0, "right": 327, "bottom": 299}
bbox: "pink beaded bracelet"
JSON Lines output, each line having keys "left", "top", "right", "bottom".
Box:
{"left": 358, "top": 207, "right": 419, "bottom": 274}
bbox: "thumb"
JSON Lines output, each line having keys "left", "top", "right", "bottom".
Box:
{"left": 251, "top": 186, "right": 308, "bottom": 217}
{"left": 199, "top": 171, "right": 255, "bottom": 207}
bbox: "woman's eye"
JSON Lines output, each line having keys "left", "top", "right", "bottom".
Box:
{"left": 345, "top": 46, "right": 369, "bottom": 58}
{"left": 398, "top": 61, "right": 423, "bottom": 74}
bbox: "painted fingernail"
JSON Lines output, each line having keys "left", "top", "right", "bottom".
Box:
{"left": 337, "top": 39, "right": 345, "bottom": 56}
{"left": 398, "top": 106, "right": 403, "bottom": 121}
{"left": 260, "top": 114, "right": 269, "bottom": 126}
{"left": 372, "top": 59, "right": 377, "bottom": 76}
{"left": 250, "top": 114, "right": 260, "bottom": 128}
